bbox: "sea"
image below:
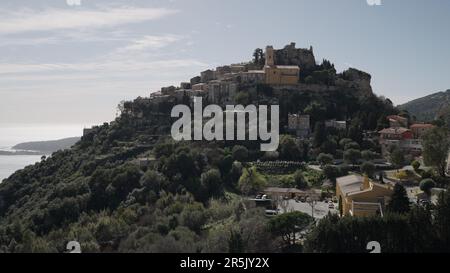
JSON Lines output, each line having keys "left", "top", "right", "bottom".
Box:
{"left": 0, "top": 124, "right": 88, "bottom": 182}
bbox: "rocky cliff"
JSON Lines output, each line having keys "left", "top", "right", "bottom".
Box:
{"left": 274, "top": 42, "right": 316, "bottom": 72}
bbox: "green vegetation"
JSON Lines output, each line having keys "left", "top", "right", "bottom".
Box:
{"left": 238, "top": 167, "right": 267, "bottom": 195}
{"left": 422, "top": 127, "right": 450, "bottom": 178}
{"left": 306, "top": 190, "right": 450, "bottom": 252}
{"left": 420, "top": 178, "right": 436, "bottom": 197}
{"left": 268, "top": 211, "right": 313, "bottom": 251}
{"left": 343, "top": 149, "right": 361, "bottom": 164}
{"left": 317, "top": 153, "right": 333, "bottom": 166}
{"left": 262, "top": 167, "right": 322, "bottom": 189}
{"left": 387, "top": 184, "right": 410, "bottom": 214}
{"left": 303, "top": 168, "right": 325, "bottom": 188}
{"left": 360, "top": 161, "right": 376, "bottom": 178}
{"left": 389, "top": 146, "right": 405, "bottom": 168}
{"left": 0, "top": 44, "right": 424, "bottom": 253}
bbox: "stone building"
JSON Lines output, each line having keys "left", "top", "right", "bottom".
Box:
{"left": 215, "top": 66, "right": 232, "bottom": 79}
{"left": 288, "top": 114, "right": 310, "bottom": 138}
{"left": 201, "top": 69, "right": 216, "bottom": 83}
{"left": 174, "top": 89, "right": 207, "bottom": 103}
{"left": 230, "top": 64, "right": 246, "bottom": 73}
{"left": 336, "top": 174, "right": 393, "bottom": 217}
{"left": 180, "top": 82, "right": 191, "bottom": 89}
{"left": 190, "top": 76, "right": 201, "bottom": 86}
{"left": 207, "top": 80, "right": 238, "bottom": 104}
{"left": 241, "top": 70, "right": 266, "bottom": 84}
{"left": 161, "top": 85, "right": 176, "bottom": 95}
{"left": 192, "top": 83, "right": 209, "bottom": 92}
{"left": 222, "top": 73, "right": 240, "bottom": 82}
{"left": 410, "top": 123, "right": 434, "bottom": 138}
{"left": 264, "top": 45, "right": 300, "bottom": 85}
{"left": 378, "top": 127, "right": 418, "bottom": 156}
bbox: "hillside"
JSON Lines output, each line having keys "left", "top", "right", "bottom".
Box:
{"left": 0, "top": 44, "right": 397, "bottom": 253}
{"left": 12, "top": 137, "right": 81, "bottom": 153}
{"left": 398, "top": 89, "right": 450, "bottom": 122}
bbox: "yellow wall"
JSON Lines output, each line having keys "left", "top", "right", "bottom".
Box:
{"left": 265, "top": 67, "right": 300, "bottom": 85}
{"left": 351, "top": 186, "right": 392, "bottom": 203}
{"left": 337, "top": 183, "right": 393, "bottom": 217}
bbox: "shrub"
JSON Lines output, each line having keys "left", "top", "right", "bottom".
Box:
{"left": 360, "top": 161, "right": 376, "bottom": 178}
{"left": 317, "top": 153, "right": 334, "bottom": 166}
{"left": 420, "top": 179, "right": 436, "bottom": 196}
{"left": 232, "top": 145, "right": 249, "bottom": 162}
{"left": 294, "top": 170, "right": 307, "bottom": 189}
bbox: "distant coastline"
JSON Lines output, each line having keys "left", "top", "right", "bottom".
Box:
{"left": 0, "top": 136, "right": 80, "bottom": 181}
{"left": 0, "top": 136, "right": 80, "bottom": 156}
{"left": 0, "top": 150, "right": 44, "bottom": 156}
{"left": 11, "top": 136, "right": 80, "bottom": 154}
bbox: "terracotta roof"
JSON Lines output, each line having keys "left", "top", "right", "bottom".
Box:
{"left": 410, "top": 124, "right": 434, "bottom": 129}
{"left": 387, "top": 115, "right": 407, "bottom": 121}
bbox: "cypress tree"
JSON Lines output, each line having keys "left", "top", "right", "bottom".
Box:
{"left": 387, "top": 183, "right": 410, "bottom": 214}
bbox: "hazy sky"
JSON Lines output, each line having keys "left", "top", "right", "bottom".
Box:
{"left": 1, "top": 0, "right": 450, "bottom": 127}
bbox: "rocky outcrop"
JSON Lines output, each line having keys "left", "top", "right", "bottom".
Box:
{"left": 337, "top": 68, "right": 373, "bottom": 95}
{"left": 274, "top": 42, "right": 316, "bottom": 71}
{"left": 341, "top": 68, "right": 371, "bottom": 82}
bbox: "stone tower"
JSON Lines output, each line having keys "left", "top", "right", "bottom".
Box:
{"left": 265, "top": 45, "right": 274, "bottom": 66}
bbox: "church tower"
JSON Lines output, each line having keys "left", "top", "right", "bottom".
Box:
{"left": 265, "top": 46, "right": 275, "bottom": 66}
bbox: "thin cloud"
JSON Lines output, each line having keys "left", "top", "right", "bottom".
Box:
{"left": 0, "top": 6, "right": 178, "bottom": 34}
{"left": 0, "top": 59, "right": 208, "bottom": 75}
{"left": 119, "top": 35, "right": 183, "bottom": 52}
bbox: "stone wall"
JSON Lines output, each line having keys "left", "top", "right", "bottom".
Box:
{"left": 274, "top": 43, "right": 316, "bottom": 72}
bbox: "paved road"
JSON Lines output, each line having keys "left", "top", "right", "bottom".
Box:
{"left": 278, "top": 199, "right": 338, "bottom": 219}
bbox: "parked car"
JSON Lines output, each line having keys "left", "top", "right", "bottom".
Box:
{"left": 265, "top": 209, "right": 278, "bottom": 217}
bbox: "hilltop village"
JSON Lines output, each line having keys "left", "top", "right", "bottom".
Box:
{"left": 115, "top": 43, "right": 442, "bottom": 217}
{"left": 143, "top": 43, "right": 374, "bottom": 140}
{"left": 1, "top": 43, "right": 450, "bottom": 253}
{"left": 149, "top": 43, "right": 373, "bottom": 106}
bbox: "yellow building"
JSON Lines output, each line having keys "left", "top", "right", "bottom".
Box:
{"left": 264, "top": 46, "right": 300, "bottom": 85}
{"left": 336, "top": 174, "right": 394, "bottom": 217}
